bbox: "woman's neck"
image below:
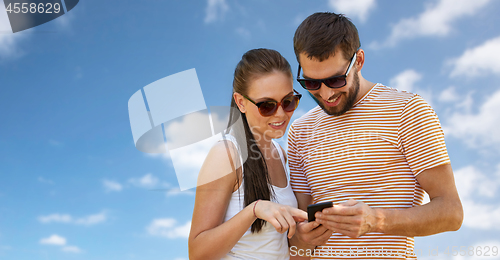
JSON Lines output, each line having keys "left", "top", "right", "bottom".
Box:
{"left": 254, "top": 135, "right": 274, "bottom": 161}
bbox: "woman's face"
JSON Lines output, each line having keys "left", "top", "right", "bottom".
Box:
{"left": 235, "top": 71, "right": 296, "bottom": 142}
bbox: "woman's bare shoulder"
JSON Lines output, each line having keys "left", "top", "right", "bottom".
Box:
{"left": 197, "top": 140, "right": 243, "bottom": 188}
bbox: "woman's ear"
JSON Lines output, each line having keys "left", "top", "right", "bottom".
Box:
{"left": 233, "top": 92, "right": 246, "bottom": 113}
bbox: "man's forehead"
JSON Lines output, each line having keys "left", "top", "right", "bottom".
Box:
{"left": 299, "top": 48, "right": 349, "bottom": 63}
{"left": 299, "top": 52, "right": 349, "bottom": 79}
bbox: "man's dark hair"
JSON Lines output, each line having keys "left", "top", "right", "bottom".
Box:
{"left": 294, "top": 12, "right": 361, "bottom": 62}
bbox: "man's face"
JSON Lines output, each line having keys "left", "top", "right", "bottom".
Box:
{"left": 299, "top": 49, "right": 359, "bottom": 116}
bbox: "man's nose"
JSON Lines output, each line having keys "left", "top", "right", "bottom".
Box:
{"left": 318, "top": 82, "right": 336, "bottom": 100}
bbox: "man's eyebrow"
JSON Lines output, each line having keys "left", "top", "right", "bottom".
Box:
{"left": 301, "top": 61, "right": 349, "bottom": 80}
{"left": 302, "top": 71, "right": 341, "bottom": 80}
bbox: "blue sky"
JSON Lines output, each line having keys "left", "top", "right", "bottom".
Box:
{"left": 1, "top": 0, "right": 500, "bottom": 259}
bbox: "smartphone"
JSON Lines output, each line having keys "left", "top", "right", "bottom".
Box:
{"left": 307, "top": 201, "right": 333, "bottom": 222}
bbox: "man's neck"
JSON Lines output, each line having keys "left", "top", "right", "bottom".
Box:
{"left": 356, "top": 76, "right": 376, "bottom": 103}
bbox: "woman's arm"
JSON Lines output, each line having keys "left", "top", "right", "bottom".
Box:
{"left": 189, "top": 141, "right": 307, "bottom": 260}
{"left": 188, "top": 141, "right": 252, "bottom": 260}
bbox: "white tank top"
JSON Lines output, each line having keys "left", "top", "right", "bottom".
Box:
{"left": 220, "top": 134, "right": 298, "bottom": 260}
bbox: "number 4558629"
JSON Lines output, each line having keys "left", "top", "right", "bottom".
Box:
{"left": 5, "top": 2, "right": 61, "bottom": 14}
{"left": 443, "top": 246, "right": 498, "bottom": 257}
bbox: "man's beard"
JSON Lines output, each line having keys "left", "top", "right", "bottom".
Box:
{"left": 312, "top": 71, "right": 360, "bottom": 116}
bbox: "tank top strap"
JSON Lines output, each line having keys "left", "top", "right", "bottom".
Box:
{"left": 271, "top": 140, "right": 289, "bottom": 179}
{"left": 219, "top": 132, "right": 245, "bottom": 175}
{"left": 221, "top": 133, "right": 287, "bottom": 179}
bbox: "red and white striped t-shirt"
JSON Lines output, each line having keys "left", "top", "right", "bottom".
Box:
{"left": 288, "top": 84, "right": 450, "bottom": 259}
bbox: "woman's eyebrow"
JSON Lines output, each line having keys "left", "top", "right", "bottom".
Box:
{"left": 255, "top": 91, "right": 294, "bottom": 102}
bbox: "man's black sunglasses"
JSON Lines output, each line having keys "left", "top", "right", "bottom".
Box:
{"left": 297, "top": 52, "right": 357, "bottom": 90}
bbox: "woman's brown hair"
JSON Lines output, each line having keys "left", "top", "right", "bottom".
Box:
{"left": 226, "top": 48, "right": 292, "bottom": 233}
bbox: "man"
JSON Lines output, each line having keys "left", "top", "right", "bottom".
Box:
{"left": 288, "top": 12, "right": 463, "bottom": 259}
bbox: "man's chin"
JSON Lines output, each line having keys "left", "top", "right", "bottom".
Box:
{"left": 315, "top": 99, "right": 347, "bottom": 116}
{"left": 319, "top": 104, "right": 345, "bottom": 116}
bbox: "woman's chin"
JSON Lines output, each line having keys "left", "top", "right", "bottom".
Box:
{"left": 265, "top": 129, "right": 286, "bottom": 140}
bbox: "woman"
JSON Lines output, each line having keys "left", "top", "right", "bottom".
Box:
{"left": 188, "top": 48, "right": 307, "bottom": 260}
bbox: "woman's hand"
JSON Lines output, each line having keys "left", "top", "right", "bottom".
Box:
{"left": 253, "top": 200, "right": 308, "bottom": 238}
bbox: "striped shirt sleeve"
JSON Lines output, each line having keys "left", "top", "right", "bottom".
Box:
{"left": 398, "top": 95, "right": 450, "bottom": 176}
{"left": 288, "top": 123, "right": 312, "bottom": 194}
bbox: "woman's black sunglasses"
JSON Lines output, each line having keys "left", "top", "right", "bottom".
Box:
{"left": 297, "top": 52, "right": 357, "bottom": 90}
{"left": 241, "top": 89, "right": 302, "bottom": 117}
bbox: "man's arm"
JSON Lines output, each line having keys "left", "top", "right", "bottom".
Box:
{"left": 315, "top": 163, "right": 463, "bottom": 238}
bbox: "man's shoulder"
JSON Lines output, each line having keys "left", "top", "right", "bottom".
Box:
{"left": 373, "top": 84, "right": 437, "bottom": 120}
{"left": 366, "top": 84, "right": 432, "bottom": 114}
{"left": 372, "top": 84, "right": 417, "bottom": 103}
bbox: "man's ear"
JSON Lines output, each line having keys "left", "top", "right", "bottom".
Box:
{"left": 355, "top": 49, "right": 365, "bottom": 71}
{"left": 233, "top": 92, "right": 246, "bottom": 113}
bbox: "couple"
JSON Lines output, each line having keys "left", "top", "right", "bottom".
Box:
{"left": 189, "top": 12, "right": 463, "bottom": 260}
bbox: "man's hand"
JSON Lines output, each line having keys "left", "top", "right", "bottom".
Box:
{"left": 315, "top": 199, "right": 382, "bottom": 238}
{"left": 292, "top": 221, "right": 333, "bottom": 249}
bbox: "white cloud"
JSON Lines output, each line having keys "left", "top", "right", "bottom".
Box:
{"left": 74, "top": 212, "right": 107, "bottom": 226}
{"left": 61, "top": 245, "right": 82, "bottom": 253}
{"left": 54, "top": 9, "right": 76, "bottom": 30}
{"left": 48, "top": 139, "right": 64, "bottom": 147}
{"left": 455, "top": 166, "right": 498, "bottom": 199}
{"left": 388, "top": 69, "right": 434, "bottom": 107}
{"left": 38, "top": 214, "right": 72, "bottom": 224}
{"left": 456, "top": 92, "right": 474, "bottom": 113}
{"left": 38, "top": 177, "right": 55, "bottom": 185}
{"left": 146, "top": 218, "right": 191, "bottom": 239}
{"left": 389, "top": 69, "right": 422, "bottom": 93}
{"left": 235, "top": 27, "right": 251, "bottom": 39}
{"left": 328, "top": 0, "right": 376, "bottom": 23}
{"left": 39, "top": 234, "right": 82, "bottom": 253}
{"left": 439, "top": 87, "right": 474, "bottom": 114}
{"left": 442, "top": 90, "right": 500, "bottom": 149}
{"left": 204, "top": 0, "right": 229, "bottom": 24}
{"left": 438, "top": 86, "right": 459, "bottom": 102}
{"left": 462, "top": 199, "right": 500, "bottom": 230}
{"left": 169, "top": 135, "right": 220, "bottom": 190}
{"left": 40, "top": 234, "right": 66, "bottom": 246}
{"left": 102, "top": 179, "right": 123, "bottom": 192}
{"left": 163, "top": 108, "right": 244, "bottom": 190}
{"left": 293, "top": 14, "right": 307, "bottom": 26}
{"left": 0, "top": 245, "right": 11, "bottom": 250}
{"left": 75, "top": 66, "right": 83, "bottom": 79}
{"left": 164, "top": 111, "right": 212, "bottom": 149}
{"left": 128, "top": 173, "right": 159, "bottom": 188}
{"left": 449, "top": 36, "right": 500, "bottom": 78}
{"left": 38, "top": 212, "right": 107, "bottom": 226}
{"left": 371, "top": 0, "right": 491, "bottom": 48}
{"left": 454, "top": 165, "right": 500, "bottom": 230}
